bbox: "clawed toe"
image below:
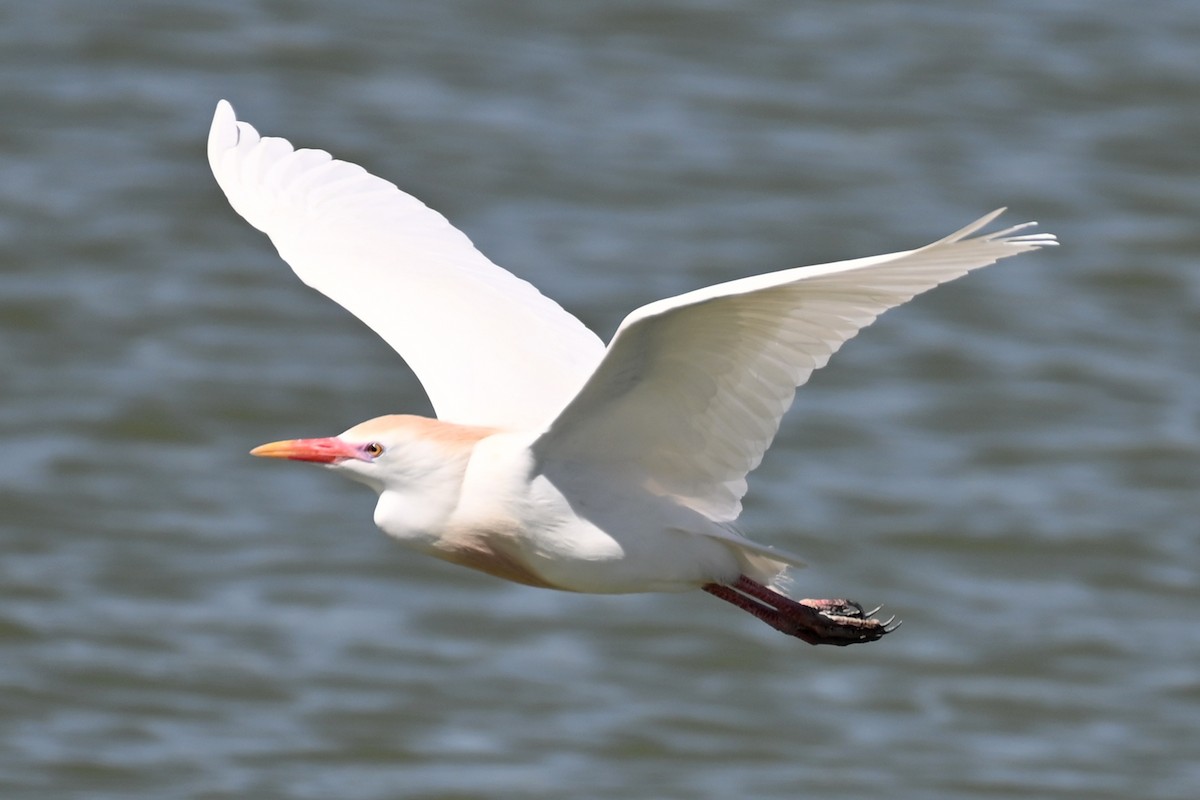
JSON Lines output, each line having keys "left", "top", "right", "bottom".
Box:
{"left": 814, "top": 612, "right": 888, "bottom": 644}
{"left": 797, "top": 600, "right": 896, "bottom": 628}
{"left": 800, "top": 598, "right": 866, "bottom": 618}
{"left": 792, "top": 597, "right": 900, "bottom": 645}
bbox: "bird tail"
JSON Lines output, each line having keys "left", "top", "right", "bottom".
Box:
{"left": 702, "top": 529, "right": 806, "bottom": 590}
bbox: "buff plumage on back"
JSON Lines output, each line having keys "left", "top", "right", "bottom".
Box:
{"left": 207, "top": 100, "right": 605, "bottom": 430}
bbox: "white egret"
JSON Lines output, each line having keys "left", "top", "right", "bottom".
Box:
{"left": 209, "top": 100, "right": 1055, "bottom": 645}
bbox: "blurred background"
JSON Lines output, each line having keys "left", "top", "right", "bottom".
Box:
{"left": 1, "top": 1, "right": 1197, "bottom": 798}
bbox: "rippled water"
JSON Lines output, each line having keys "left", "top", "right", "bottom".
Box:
{"left": 2, "top": 1, "right": 1198, "bottom": 798}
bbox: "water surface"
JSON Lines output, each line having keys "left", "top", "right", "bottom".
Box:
{"left": 1, "top": 2, "right": 1197, "bottom": 798}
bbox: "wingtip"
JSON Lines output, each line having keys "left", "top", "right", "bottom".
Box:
{"left": 941, "top": 208, "right": 1058, "bottom": 251}
{"left": 212, "top": 99, "right": 236, "bottom": 129}
{"left": 985, "top": 218, "right": 1059, "bottom": 247}
{"left": 208, "top": 98, "right": 240, "bottom": 158}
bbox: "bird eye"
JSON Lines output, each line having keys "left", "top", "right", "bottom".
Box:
{"left": 363, "top": 442, "right": 385, "bottom": 458}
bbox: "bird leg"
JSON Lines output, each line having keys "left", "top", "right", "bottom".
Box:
{"left": 702, "top": 575, "right": 897, "bottom": 646}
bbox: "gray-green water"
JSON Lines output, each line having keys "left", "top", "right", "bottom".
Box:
{"left": 2, "top": 2, "right": 1198, "bottom": 798}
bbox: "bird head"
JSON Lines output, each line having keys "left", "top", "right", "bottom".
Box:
{"left": 249, "top": 414, "right": 496, "bottom": 496}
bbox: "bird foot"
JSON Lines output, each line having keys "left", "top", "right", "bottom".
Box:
{"left": 788, "top": 596, "right": 898, "bottom": 646}
{"left": 703, "top": 577, "right": 900, "bottom": 646}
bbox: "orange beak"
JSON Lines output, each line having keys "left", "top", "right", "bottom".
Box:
{"left": 249, "top": 437, "right": 364, "bottom": 464}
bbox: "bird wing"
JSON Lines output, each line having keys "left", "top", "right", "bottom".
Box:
{"left": 534, "top": 210, "right": 1056, "bottom": 521}
{"left": 207, "top": 100, "right": 606, "bottom": 430}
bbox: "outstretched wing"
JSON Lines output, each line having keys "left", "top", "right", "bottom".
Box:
{"left": 534, "top": 210, "right": 1056, "bottom": 521}
{"left": 208, "top": 100, "right": 605, "bottom": 430}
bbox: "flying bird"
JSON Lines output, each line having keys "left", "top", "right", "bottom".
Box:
{"left": 208, "top": 100, "right": 1056, "bottom": 646}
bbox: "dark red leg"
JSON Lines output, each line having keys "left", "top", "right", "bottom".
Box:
{"left": 703, "top": 575, "right": 898, "bottom": 646}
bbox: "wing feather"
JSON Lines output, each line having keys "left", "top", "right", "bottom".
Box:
{"left": 208, "top": 100, "right": 605, "bottom": 429}
{"left": 535, "top": 211, "right": 1057, "bottom": 521}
